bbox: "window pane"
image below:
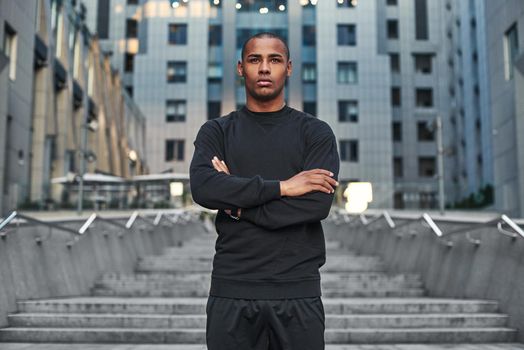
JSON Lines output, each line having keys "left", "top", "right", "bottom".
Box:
{"left": 166, "top": 100, "right": 186, "bottom": 122}
{"left": 415, "top": 0, "right": 429, "bottom": 40}
{"left": 338, "top": 101, "right": 358, "bottom": 122}
{"left": 208, "top": 101, "right": 221, "bottom": 120}
{"left": 167, "top": 61, "right": 187, "bottom": 83}
{"left": 302, "top": 63, "right": 316, "bottom": 83}
{"left": 338, "top": 62, "right": 358, "bottom": 84}
{"left": 415, "top": 88, "right": 433, "bottom": 107}
{"left": 168, "top": 24, "right": 187, "bottom": 45}
{"left": 387, "top": 19, "right": 399, "bottom": 39}
{"left": 303, "top": 25, "right": 316, "bottom": 46}
{"left": 337, "top": 24, "right": 356, "bottom": 46}
{"left": 209, "top": 25, "right": 222, "bottom": 46}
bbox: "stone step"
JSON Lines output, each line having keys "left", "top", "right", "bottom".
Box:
{"left": 0, "top": 327, "right": 515, "bottom": 344}
{"left": 16, "top": 298, "right": 501, "bottom": 315}
{"left": 0, "top": 344, "right": 523, "bottom": 350}
{"left": 91, "top": 287, "right": 425, "bottom": 298}
{"left": 1, "top": 344, "right": 524, "bottom": 350}
{"left": 8, "top": 313, "right": 508, "bottom": 329}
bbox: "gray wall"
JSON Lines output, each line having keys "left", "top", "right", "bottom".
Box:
{"left": 0, "top": 214, "right": 206, "bottom": 327}
{"left": 325, "top": 213, "right": 524, "bottom": 342}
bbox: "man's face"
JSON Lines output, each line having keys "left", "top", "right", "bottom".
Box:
{"left": 237, "top": 37, "right": 292, "bottom": 102}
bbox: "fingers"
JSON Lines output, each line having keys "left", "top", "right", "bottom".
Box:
{"left": 308, "top": 174, "right": 338, "bottom": 193}
{"left": 212, "top": 156, "right": 230, "bottom": 174}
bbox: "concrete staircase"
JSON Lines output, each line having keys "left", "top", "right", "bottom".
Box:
{"left": 0, "top": 232, "right": 519, "bottom": 346}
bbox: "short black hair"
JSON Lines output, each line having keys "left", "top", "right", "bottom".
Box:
{"left": 240, "top": 32, "right": 290, "bottom": 61}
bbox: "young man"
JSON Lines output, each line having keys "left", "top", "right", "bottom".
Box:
{"left": 189, "top": 32, "right": 340, "bottom": 350}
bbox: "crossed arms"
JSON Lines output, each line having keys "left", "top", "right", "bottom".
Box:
{"left": 189, "top": 120, "right": 340, "bottom": 230}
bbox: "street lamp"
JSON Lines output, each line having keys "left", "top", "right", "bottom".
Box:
{"left": 426, "top": 116, "right": 445, "bottom": 215}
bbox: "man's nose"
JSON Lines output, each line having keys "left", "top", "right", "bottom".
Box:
{"left": 259, "top": 60, "right": 270, "bottom": 73}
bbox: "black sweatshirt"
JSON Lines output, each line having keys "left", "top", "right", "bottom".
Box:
{"left": 189, "top": 105, "right": 340, "bottom": 299}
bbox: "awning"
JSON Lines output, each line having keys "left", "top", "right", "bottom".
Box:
{"left": 51, "top": 173, "right": 125, "bottom": 184}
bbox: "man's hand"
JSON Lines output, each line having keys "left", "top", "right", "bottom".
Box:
{"left": 212, "top": 156, "right": 241, "bottom": 218}
{"left": 280, "top": 169, "right": 338, "bottom": 197}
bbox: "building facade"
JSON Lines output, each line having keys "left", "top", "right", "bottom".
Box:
{"left": 0, "top": 0, "right": 148, "bottom": 215}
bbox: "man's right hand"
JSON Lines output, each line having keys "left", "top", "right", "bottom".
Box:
{"left": 280, "top": 169, "right": 338, "bottom": 197}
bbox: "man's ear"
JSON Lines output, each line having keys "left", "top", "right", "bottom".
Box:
{"left": 287, "top": 60, "right": 293, "bottom": 77}
{"left": 237, "top": 60, "right": 244, "bottom": 76}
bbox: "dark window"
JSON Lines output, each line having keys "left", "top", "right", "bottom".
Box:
{"left": 337, "top": 24, "right": 356, "bottom": 46}
{"left": 127, "top": 0, "right": 139, "bottom": 4}
{"left": 165, "top": 139, "right": 185, "bottom": 161}
{"left": 414, "top": 53, "right": 432, "bottom": 74}
{"left": 168, "top": 24, "right": 187, "bottom": 45}
{"left": 209, "top": 25, "right": 222, "bottom": 46}
{"left": 303, "top": 25, "right": 316, "bottom": 46}
{"left": 505, "top": 23, "right": 519, "bottom": 80}
{"left": 125, "top": 86, "right": 133, "bottom": 97}
{"left": 417, "top": 121, "right": 434, "bottom": 141}
{"left": 337, "top": 62, "right": 358, "bottom": 84}
{"left": 208, "top": 101, "right": 221, "bottom": 120}
{"left": 302, "top": 63, "right": 316, "bottom": 83}
{"left": 390, "top": 53, "right": 400, "bottom": 73}
{"left": 337, "top": 0, "right": 357, "bottom": 7}
{"left": 418, "top": 156, "right": 436, "bottom": 177}
{"left": 340, "top": 140, "right": 359, "bottom": 162}
{"left": 419, "top": 192, "right": 437, "bottom": 208}
{"left": 387, "top": 0, "right": 398, "bottom": 5}
{"left": 166, "top": 100, "right": 186, "bottom": 122}
{"left": 394, "top": 192, "right": 405, "bottom": 209}
{"left": 394, "top": 157, "right": 403, "bottom": 177}
{"left": 303, "top": 102, "right": 316, "bottom": 116}
{"left": 167, "top": 61, "right": 187, "bottom": 83}
{"left": 387, "top": 19, "right": 399, "bottom": 39}
{"left": 391, "top": 87, "right": 401, "bottom": 106}
{"left": 416, "top": 88, "right": 433, "bottom": 107}
{"left": 124, "top": 53, "right": 134, "bottom": 72}
{"left": 338, "top": 100, "right": 358, "bottom": 122}
{"left": 126, "top": 19, "right": 138, "bottom": 38}
{"left": 97, "top": 0, "right": 110, "bottom": 39}
{"left": 392, "top": 121, "right": 402, "bottom": 141}
{"left": 415, "top": 0, "right": 429, "bottom": 40}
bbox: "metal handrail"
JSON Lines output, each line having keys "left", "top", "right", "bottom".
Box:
{"left": 498, "top": 214, "right": 524, "bottom": 239}
{"left": 125, "top": 211, "right": 139, "bottom": 229}
{"left": 0, "top": 211, "right": 79, "bottom": 236}
{"left": 422, "top": 213, "right": 453, "bottom": 247}
{"left": 79, "top": 213, "right": 97, "bottom": 235}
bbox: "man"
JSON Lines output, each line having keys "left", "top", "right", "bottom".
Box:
{"left": 189, "top": 32, "right": 340, "bottom": 350}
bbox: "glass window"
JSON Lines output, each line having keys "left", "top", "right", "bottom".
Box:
{"left": 390, "top": 53, "right": 400, "bottom": 73}
{"left": 208, "top": 101, "right": 221, "bottom": 120}
{"left": 303, "top": 25, "right": 316, "bottom": 46}
{"left": 236, "top": 0, "right": 287, "bottom": 12}
{"left": 414, "top": 53, "right": 432, "bottom": 74}
{"left": 504, "top": 23, "right": 519, "bottom": 80}
{"left": 168, "top": 24, "right": 187, "bottom": 45}
{"left": 337, "top": 62, "right": 358, "bottom": 84}
{"left": 418, "top": 157, "right": 436, "bottom": 177}
{"left": 391, "top": 87, "right": 401, "bottom": 106}
{"left": 394, "top": 157, "right": 403, "bottom": 177}
{"left": 417, "top": 121, "right": 435, "bottom": 141}
{"left": 302, "top": 63, "right": 316, "bottom": 83}
{"left": 209, "top": 25, "right": 222, "bottom": 46}
{"left": 124, "top": 53, "right": 134, "bottom": 72}
{"left": 337, "top": 24, "right": 356, "bottom": 46}
{"left": 338, "top": 101, "right": 358, "bottom": 122}
{"left": 415, "top": 88, "right": 433, "bottom": 108}
{"left": 387, "top": 0, "right": 398, "bottom": 5}
{"left": 3, "top": 23, "right": 17, "bottom": 80}
{"left": 208, "top": 63, "right": 223, "bottom": 82}
{"left": 387, "top": 19, "right": 399, "bottom": 39}
{"left": 339, "top": 140, "right": 359, "bottom": 162}
{"left": 165, "top": 139, "right": 185, "bottom": 161}
{"left": 167, "top": 61, "right": 187, "bottom": 83}
{"left": 392, "top": 121, "right": 402, "bottom": 141}
{"left": 303, "top": 102, "right": 316, "bottom": 116}
{"left": 166, "top": 100, "right": 186, "bottom": 122}
{"left": 126, "top": 19, "right": 138, "bottom": 38}
{"left": 415, "top": 0, "right": 429, "bottom": 40}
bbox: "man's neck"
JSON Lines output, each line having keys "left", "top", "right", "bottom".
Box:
{"left": 245, "top": 97, "right": 286, "bottom": 113}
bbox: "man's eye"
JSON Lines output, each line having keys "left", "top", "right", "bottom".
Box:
{"left": 249, "top": 58, "right": 259, "bottom": 63}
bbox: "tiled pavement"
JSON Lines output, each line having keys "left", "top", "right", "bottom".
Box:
{"left": 0, "top": 344, "right": 524, "bottom": 350}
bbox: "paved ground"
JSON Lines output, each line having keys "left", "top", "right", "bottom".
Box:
{"left": 1, "top": 344, "right": 524, "bottom": 350}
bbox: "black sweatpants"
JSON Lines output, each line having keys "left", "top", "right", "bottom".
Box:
{"left": 206, "top": 295, "right": 325, "bottom": 350}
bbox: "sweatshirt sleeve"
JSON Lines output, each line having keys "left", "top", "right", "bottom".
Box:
{"left": 189, "top": 120, "right": 281, "bottom": 210}
{"left": 240, "top": 122, "right": 340, "bottom": 230}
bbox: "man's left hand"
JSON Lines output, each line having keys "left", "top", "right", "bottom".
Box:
{"left": 212, "top": 156, "right": 242, "bottom": 218}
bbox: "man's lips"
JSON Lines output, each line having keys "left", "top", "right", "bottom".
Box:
{"left": 257, "top": 80, "right": 272, "bottom": 87}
